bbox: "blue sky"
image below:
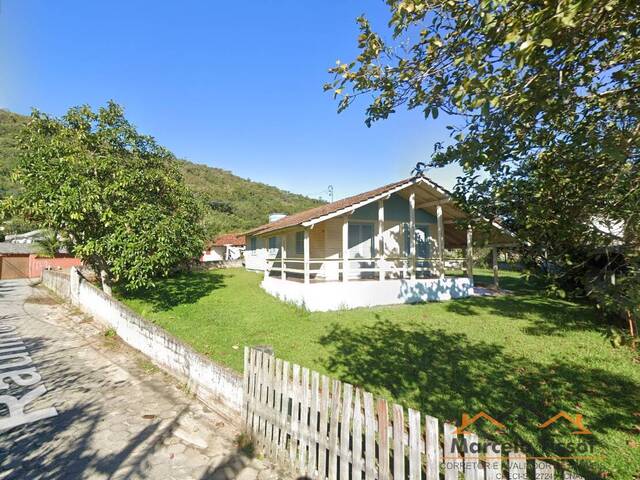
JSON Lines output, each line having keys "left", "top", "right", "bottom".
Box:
{"left": 1, "top": 0, "right": 463, "bottom": 200}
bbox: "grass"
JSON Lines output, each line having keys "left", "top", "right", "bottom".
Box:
{"left": 118, "top": 268, "right": 640, "bottom": 479}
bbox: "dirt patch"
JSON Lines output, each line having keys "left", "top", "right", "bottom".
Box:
{"left": 24, "top": 296, "right": 58, "bottom": 305}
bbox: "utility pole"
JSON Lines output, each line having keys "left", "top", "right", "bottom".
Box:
{"left": 328, "top": 185, "right": 334, "bottom": 202}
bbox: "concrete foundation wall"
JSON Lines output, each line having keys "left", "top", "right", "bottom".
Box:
{"left": 41, "top": 268, "right": 242, "bottom": 414}
{"left": 262, "top": 277, "right": 473, "bottom": 311}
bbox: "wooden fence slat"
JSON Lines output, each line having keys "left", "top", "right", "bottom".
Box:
{"left": 243, "top": 347, "right": 250, "bottom": 425}
{"left": 328, "top": 379, "right": 342, "bottom": 480}
{"left": 272, "top": 359, "right": 283, "bottom": 455}
{"left": 308, "top": 371, "right": 320, "bottom": 478}
{"left": 509, "top": 452, "right": 527, "bottom": 480}
{"left": 248, "top": 349, "right": 258, "bottom": 433}
{"left": 289, "top": 364, "right": 301, "bottom": 466}
{"left": 377, "top": 398, "right": 390, "bottom": 480}
{"left": 243, "top": 347, "right": 251, "bottom": 428}
{"left": 340, "top": 383, "right": 353, "bottom": 480}
{"left": 408, "top": 408, "right": 421, "bottom": 480}
{"left": 424, "top": 415, "right": 439, "bottom": 480}
{"left": 363, "top": 392, "right": 376, "bottom": 480}
{"left": 318, "top": 375, "right": 330, "bottom": 480}
{"left": 266, "top": 356, "right": 278, "bottom": 457}
{"left": 263, "top": 354, "right": 274, "bottom": 455}
{"left": 444, "top": 423, "right": 460, "bottom": 480}
{"left": 485, "top": 443, "right": 501, "bottom": 480}
{"left": 277, "top": 361, "right": 290, "bottom": 463}
{"left": 262, "top": 353, "right": 273, "bottom": 449}
{"left": 392, "top": 404, "right": 405, "bottom": 480}
{"left": 465, "top": 433, "right": 480, "bottom": 480}
{"left": 254, "top": 350, "right": 264, "bottom": 439}
{"left": 299, "top": 367, "right": 311, "bottom": 473}
{"left": 535, "top": 460, "right": 554, "bottom": 480}
{"left": 352, "top": 389, "right": 363, "bottom": 480}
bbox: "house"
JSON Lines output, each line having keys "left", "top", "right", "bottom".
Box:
{"left": 3, "top": 229, "right": 47, "bottom": 244}
{"left": 201, "top": 234, "right": 246, "bottom": 262}
{"left": 244, "top": 175, "right": 515, "bottom": 311}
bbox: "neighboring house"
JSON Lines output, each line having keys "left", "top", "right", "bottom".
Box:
{"left": 201, "top": 234, "right": 246, "bottom": 262}
{"left": 0, "top": 242, "right": 82, "bottom": 280}
{"left": 244, "top": 175, "right": 515, "bottom": 311}
{"left": 4, "top": 229, "right": 47, "bottom": 244}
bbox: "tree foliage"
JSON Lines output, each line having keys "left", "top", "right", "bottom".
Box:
{"left": 2, "top": 102, "right": 205, "bottom": 290}
{"left": 0, "top": 109, "right": 324, "bottom": 241}
{"left": 327, "top": 0, "right": 639, "bottom": 309}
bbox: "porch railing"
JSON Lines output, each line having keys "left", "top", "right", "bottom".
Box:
{"left": 263, "top": 256, "right": 469, "bottom": 282}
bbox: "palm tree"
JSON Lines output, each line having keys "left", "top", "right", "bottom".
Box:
{"left": 36, "top": 231, "right": 60, "bottom": 257}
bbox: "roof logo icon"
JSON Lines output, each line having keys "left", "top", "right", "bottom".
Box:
{"left": 538, "top": 412, "right": 592, "bottom": 435}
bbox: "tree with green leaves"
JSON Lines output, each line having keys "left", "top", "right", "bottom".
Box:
{"left": 327, "top": 0, "right": 638, "bottom": 316}
{"left": 1, "top": 102, "right": 205, "bottom": 294}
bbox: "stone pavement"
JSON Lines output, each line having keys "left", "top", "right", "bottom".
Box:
{"left": 0, "top": 279, "right": 290, "bottom": 480}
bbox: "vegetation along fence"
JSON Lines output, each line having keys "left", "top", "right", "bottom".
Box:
{"left": 243, "top": 347, "right": 585, "bottom": 480}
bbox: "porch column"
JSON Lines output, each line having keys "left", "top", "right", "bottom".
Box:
{"left": 303, "top": 229, "right": 310, "bottom": 284}
{"left": 466, "top": 225, "right": 474, "bottom": 285}
{"left": 281, "top": 234, "right": 287, "bottom": 281}
{"left": 263, "top": 237, "right": 269, "bottom": 280}
{"left": 492, "top": 246, "right": 499, "bottom": 289}
{"left": 378, "top": 199, "right": 385, "bottom": 281}
{"left": 436, "top": 204, "right": 445, "bottom": 278}
{"left": 342, "top": 215, "right": 349, "bottom": 282}
{"left": 409, "top": 191, "right": 416, "bottom": 280}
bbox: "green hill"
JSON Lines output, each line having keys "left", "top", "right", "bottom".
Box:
{"left": 0, "top": 109, "right": 323, "bottom": 238}
{"left": 179, "top": 160, "right": 323, "bottom": 237}
{"left": 0, "top": 109, "right": 28, "bottom": 198}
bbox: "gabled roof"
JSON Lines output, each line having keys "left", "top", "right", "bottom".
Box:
{"left": 247, "top": 177, "right": 424, "bottom": 236}
{"left": 212, "top": 234, "right": 246, "bottom": 247}
{"left": 246, "top": 175, "right": 517, "bottom": 247}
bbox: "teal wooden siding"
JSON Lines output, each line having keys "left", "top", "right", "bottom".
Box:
{"left": 349, "top": 193, "right": 436, "bottom": 223}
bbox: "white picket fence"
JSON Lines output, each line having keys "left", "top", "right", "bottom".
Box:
{"left": 242, "top": 348, "right": 585, "bottom": 480}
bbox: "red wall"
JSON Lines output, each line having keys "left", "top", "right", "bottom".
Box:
{"left": 29, "top": 255, "right": 82, "bottom": 278}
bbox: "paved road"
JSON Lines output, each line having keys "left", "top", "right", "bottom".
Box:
{"left": 0, "top": 279, "right": 285, "bottom": 480}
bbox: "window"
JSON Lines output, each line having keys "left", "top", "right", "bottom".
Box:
{"left": 268, "top": 237, "right": 279, "bottom": 250}
{"left": 295, "top": 231, "right": 304, "bottom": 255}
{"left": 250, "top": 237, "right": 257, "bottom": 250}
{"left": 348, "top": 223, "right": 374, "bottom": 259}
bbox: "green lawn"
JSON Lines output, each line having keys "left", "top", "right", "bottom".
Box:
{"left": 119, "top": 268, "right": 640, "bottom": 479}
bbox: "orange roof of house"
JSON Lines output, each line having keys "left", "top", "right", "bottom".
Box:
{"left": 212, "top": 234, "right": 246, "bottom": 247}
{"left": 246, "top": 177, "right": 415, "bottom": 236}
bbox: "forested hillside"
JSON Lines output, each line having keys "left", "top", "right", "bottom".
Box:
{"left": 0, "top": 110, "right": 28, "bottom": 198}
{"left": 0, "top": 109, "right": 323, "bottom": 238}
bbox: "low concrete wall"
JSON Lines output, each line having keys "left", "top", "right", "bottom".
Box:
{"left": 262, "top": 277, "right": 473, "bottom": 311}
{"left": 41, "top": 269, "right": 71, "bottom": 299}
{"left": 41, "top": 268, "right": 242, "bottom": 415}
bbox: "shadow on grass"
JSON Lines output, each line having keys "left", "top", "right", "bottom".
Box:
{"left": 319, "top": 319, "right": 639, "bottom": 478}
{"left": 119, "top": 271, "right": 225, "bottom": 311}
{"left": 444, "top": 294, "right": 605, "bottom": 337}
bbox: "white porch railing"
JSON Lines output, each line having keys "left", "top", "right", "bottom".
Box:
{"left": 263, "top": 256, "right": 469, "bottom": 282}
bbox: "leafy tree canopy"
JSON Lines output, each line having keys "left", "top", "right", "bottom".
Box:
{"left": 327, "top": 0, "right": 638, "bottom": 297}
{"left": 1, "top": 102, "right": 205, "bottom": 291}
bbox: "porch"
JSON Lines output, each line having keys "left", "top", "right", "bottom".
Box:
{"left": 245, "top": 176, "right": 514, "bottom": 311}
